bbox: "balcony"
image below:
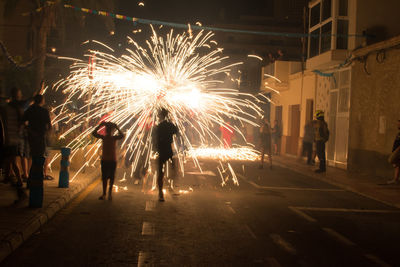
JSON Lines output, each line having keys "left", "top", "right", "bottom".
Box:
{"left": 306, "top": 49, "right": 349, "bottom": 70}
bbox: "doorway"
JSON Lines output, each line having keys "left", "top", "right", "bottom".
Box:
{"left": 286, "top": 104, "right": 300, "bottom": 155}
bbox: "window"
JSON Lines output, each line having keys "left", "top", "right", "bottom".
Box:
{"left": 321, "top": 22, "right": 332, "bottom": 53}
{"left": 322, "top": 0, "right": 332, "bottom": 21}
{"left": 310, "top": 3, "right": 321, "bottom": 27}
{"left": 339, "top": 0, "right": 348, "bottom": 16}
{"left": 308, "top": 0, "right": 349, "bottom": 58}
{"left": 310, "top": 29, "right": 320, "bottom": 58}
{"left": 336, "top": 20, "right": 348, "bottom": 49}
{"left": 331, "top": 70, "right": 350, "bottom": 113}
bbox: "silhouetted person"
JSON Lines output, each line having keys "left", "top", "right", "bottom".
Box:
{"left": 314, "top": 110, "right": 329, "bottom": 173}
{"left": 0, "top": 88, "right": 28, "bottom": 201}
{"left": 272, "top": 119, "right": 282, "bottom": 155}
{"left": 154, "top": 108, "right": 178, "bottom": 202}
{"left": 387, "top": 119, "right": 400, "bottom": 184}
{"left": 259, "top": 116, "right": 272, "bottom": 169}
{"left": 9, "top": 87, "right": 34, "bottom": 183}
{"left": 23, "top": 94, "right": 51, "bottom": 159}
{"left": 92, "top": 121, "right": 124, "bottom": 200}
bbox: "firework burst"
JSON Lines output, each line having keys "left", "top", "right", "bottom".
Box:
{"left": 52, "top": 27, "right": 267, "bottom": 182}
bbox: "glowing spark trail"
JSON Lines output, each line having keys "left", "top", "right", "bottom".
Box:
{"left": 52, "top": 27, "right": 268, "bottom": 184}
{"left": 188, "top": 147, "right": 259, "bottom": 161}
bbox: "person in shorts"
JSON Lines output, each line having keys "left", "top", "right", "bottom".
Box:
{"left": 92, "top": 121, "right": 124, "bottom": 200}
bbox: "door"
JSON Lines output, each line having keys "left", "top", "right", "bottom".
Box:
{"left": 305, "top": 99, "right": 314, "bottom": 122}
{"left": 286, "top": 104, "right": 300, "bottom": 155}
{"left": 275, "top": 106, "right": 283, "bottom": 154}
{"left": 327, "top": 69, "right": 350, "bottom": 167}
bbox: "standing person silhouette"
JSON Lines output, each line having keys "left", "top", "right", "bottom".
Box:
{"left": 259, "top": 116, "right": 272, "bottom": 169}
{"left": 314, "top": 110, "right": 329, "bottom": 173}
{"left": 92, "top": 121, "right": 124, "bottom": 200}
{"left": 154, "top": 108, "right": 178, "bottom": 202}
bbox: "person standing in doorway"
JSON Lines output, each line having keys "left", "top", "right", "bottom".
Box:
{"left": 153, "top": 108, "right": 178, "bottom": 202}
{"left": 272, "top": 120, "right": 281, "bottom": 155}
{"left": 314, "top": 110, "right": 329, "bottom": 173}
{"left": 387, "top": 119, "right": 400, "bottom": 184}
{"left": 92, "top": 121, "right": 124, "bottom": 200}
{"left": 259, "top": 116, "right": 272, "bottom": 169}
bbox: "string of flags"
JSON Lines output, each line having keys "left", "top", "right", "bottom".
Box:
{"left": 20, "top": 3, "right": 367, "bottom": 39}
{"left": 63, "top": 4, "right": 369, "bottom": 39}
{"left": 62, "top": 4, "right": 314, "bottom": 38}
{"left": 64, "top": 4, "right": 139, "bottom": 24}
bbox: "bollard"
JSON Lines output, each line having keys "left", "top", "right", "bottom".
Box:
{"left": 59, "top": 147, "right": 71, "bottom": 188}
{"left": 29, "top": 156, "right": 45, "bottom": 208}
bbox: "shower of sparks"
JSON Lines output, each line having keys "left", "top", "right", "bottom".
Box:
{"left": 188, "top": 147, "right": 259, "bottom": 161}
{"left": 248, "top": 54, "right": 263, "bottom": 61}
{"left": 51, "top": 27, "right": 270, "bottom": 184}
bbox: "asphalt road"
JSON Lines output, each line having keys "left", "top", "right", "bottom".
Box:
{"left": 2, "top": 160, "right": 400, "bottom": 266}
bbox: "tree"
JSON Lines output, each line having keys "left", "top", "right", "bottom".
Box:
{"left": 1, "top": 0, "right": 115, "bottom": 91}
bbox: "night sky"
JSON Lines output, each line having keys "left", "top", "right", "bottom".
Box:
{"left": 117, "top": 0, "right": 274, "bottom": 24}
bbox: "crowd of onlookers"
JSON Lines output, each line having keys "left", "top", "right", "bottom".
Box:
{"left": 0, "top": 84, "right": 52, "bottom": 202}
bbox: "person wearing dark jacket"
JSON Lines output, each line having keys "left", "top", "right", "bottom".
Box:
{"left": 314, "top": 110, "right": 329, "bottom": 173}
{"left": 153, "top": 108, "right": 178, "bottom": 202}
{"left": 23, "top": 94, "right": 52, "bottom": 159}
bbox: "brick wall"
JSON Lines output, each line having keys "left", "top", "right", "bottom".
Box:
{"left": 348, "top": 39, "right": 400, "bottom": 178}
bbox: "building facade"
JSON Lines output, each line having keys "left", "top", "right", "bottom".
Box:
{"left": 263, "top": 0, "right": 400, "bottom": 177}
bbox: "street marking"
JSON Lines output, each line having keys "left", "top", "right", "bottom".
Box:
{"left": 227, "top": 206, "right": 236, "bottom": 214}
{"left": 248, "top": 180, "right": 344, "bottom": 192}
{"left": 288, "top": 206, "right": 317, "bottom": 223}
{"left": 322, "top": 228, "right": 355, "bottom": 246}
{"left": 273, "top": 159, "right": 400, "bottom": 210}
{"left": 145, "top": 200, "right": 156, "bottom": 211}
{"left": 238, "top": 174, "right": 344, "bottom": 192}
{"left": 293, "top": 206, "right": 400, "bottom": 213}
{"left": 142, "top": 222, "right": 155, "bottom": 236}
{"left": 245, "top": 180, "right": 262, "bottom": 188}
{"left": 138, "top": 251, "right": 153, "bottom": 267}
{"left": 364, "top": 254, "right": 392, "bottom": 267}
{"left": 61, "top": 179, "right": 101, "bottom": 215}
{"left": 186, "top": 171, "right": 216, "bottom": 176}
{"left": 270, "top": 234, "right": 297, "bottom": 255}
{"left": 245, "top": 225, "right": 257, "bottom": 239}
{"left": 266, "top": 257, "right": 282, "bottom": 267}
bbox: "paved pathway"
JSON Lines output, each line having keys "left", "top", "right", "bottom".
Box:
{"left": 0, "top": 167, "right": 99, "bottom": 261}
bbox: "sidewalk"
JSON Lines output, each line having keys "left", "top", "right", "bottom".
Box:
{"left": 273, "top": 155, "right": 400, "bottom": 209}
{"left": 0, "top": 166, "right": 99, "bottom": 262}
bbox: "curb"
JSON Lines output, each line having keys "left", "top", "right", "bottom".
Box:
{"left": 272, "top": 158, "right": 400, "bottom": 210}
{"left": 0, "top": 169, "right": 99, "bottom": 262}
